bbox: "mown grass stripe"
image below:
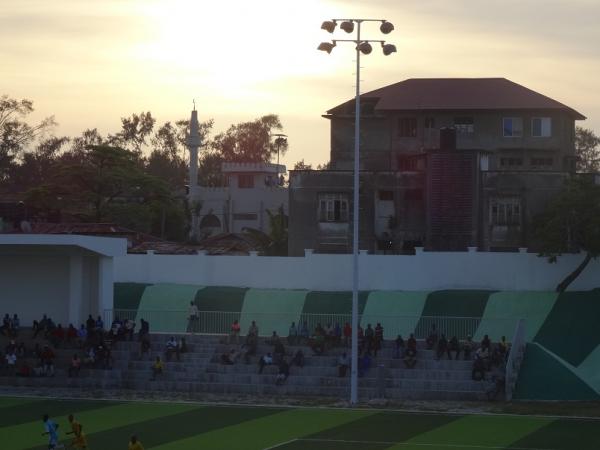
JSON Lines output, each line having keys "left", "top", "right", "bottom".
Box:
{"left": 0, "top": 397, "right": 40, "bottom": 409}
{"left": 385, "top": 415, "right": 552, "bottom": 450}
{"left": 508, "top": 418, "right": 600, "bottom": 449}
{"left": 0, "top": 398, "right": 111, "bottom": 428}
{"left": 308, "top": 411, "right": 458, "bottom": 443}
{"left": 150, "top": 408, "right": 375, "bottom": 450}
{"left": 6, "top": 401, "right": 198, "bottom": 450}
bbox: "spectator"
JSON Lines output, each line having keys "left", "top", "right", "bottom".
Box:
{"left": 0, "top": 313, "right": 10, "bottom": 336}
{"left": 33, "top": 314, "right": 48, "bottom": 338}
{"left": 139, "top": 318, "right": 149, "bottom": 341}
{"left": 364, "top": 324, "right": 374, "bottom": 355}
{"left": 229, "top": 320, "right": 241, "bottom": 344}
{"left": 475, "top": 346, "right": 490, "bottom": 371}
{"left": 288, "top": 322, "right": 298, "bottom": 345}
{"left": 462, "top": 335, "right": 474, "bottom": 360}
{"left": 498, "top": 336, "right": 509, "bottom": 359}
{"left": 357, "top": 325, "right": 365, "bottom": 350}
{"left": 426, "top": 323, "right": 438, "bottom": 350}
{"left": 84, "top": 346, "right": 95, "bottom": 367}
{"left": 150, "top": 356, "right": 163, "bottom": 380}
{"left": 68, "top": 354, "right": 81, "bottom": 377}
{"left": 110, "top": 317, "right": 123, "bottom": 340}
{"left": 291, "top": 349, "right": 304, "bottom": 368}
{"left": 16, "top": 342, "right": 26, "bottom": 357}
{"left": 300, "top": 322, "right": 309, "bottom": 344}
{"left": 343, "top": 322, "right": 351, "bottom": 347}
{"left": 86, "top": 315, "right": 95, "bottom": 332}
{"left": 165, "top": 336, "right": 180, "bottom": 361}
{"left": 5, "top": 339, "right": 17, "bottom": 355}
{"left": 374, "top": 323, "right": 384, "bottom": 357}
{"left": 11, "top": 314, "right": 20, "bottom": 337}
{"left": 436, "top": 334, "right": 448, "bottom": 360}
{"left": 338, "top": 352, "right": 349, "bottom": 377}
{"left": 358, "top": 352, "right": 371, "bottom": 377}
{"left": 188, "top": 301, "right": 199, "bottom": 334}
{"left": 448, "top": 335, "right": 460, "bottom": 360}
{"left": 221, "top": 349, "right": 239, "bottom": 365}
{"left": 472, "top": 354, "right": 486, "bottom": 381}
{"left": 324, "top": 323, "right": 334, "bottom": 346}
{"left": 140, "top": 338, "right": 151, "bottom": 359}
{"left": 267, "top": 331, "right": 281, "bottom": 346}
{"left": 394, "top": 335, "right": 405, "bottom": 359}
{"left": 50, "top": 325, "right": 65, "bottom": 348}
{"left": 66, "top": 324, "right": 77, "bottom": 345}
{"left": 248, "top": 321, "right": 259, "bottom": 338}
{"left": 77, "top": 325, "right": 87, "bottom": 348}
{"left": 41, "top": 345, "right": 55, "bottom": 376}
{"left": 275, "top": 358, "right": 290, "bottom": 385}
{"left": 179, "top": 337, "right": 188, "bottom": 354}
{"left": 404, "top": 334, "right": 417, "bottom": 369}
{"left": 273, "top": 339, "right": 286, "bottom": 364}
{"left": 95, "top": 316, "right": 104, "bottom": 331}
{"left": 481, "top": 334, "right": 491, "bottom": 351}
{"left": 242, "top": 334, "right": 258, "bottom": 364}
{"left": 5, "top": 351, "right": 17, "bottom": 375}
{"left": 258, "top": 352, "right": 273, "bottom": 374}
{"left": 310, "top": 331, "right": 325, "bottom": 355}
{"left": 17, "top": 362, "right": 32, "bottom": 377}
{"left": 124, "top": 319, "right": 135, "bottom": 341}
{"left": 334, "top": 322, "right": 342, "bottom": 346}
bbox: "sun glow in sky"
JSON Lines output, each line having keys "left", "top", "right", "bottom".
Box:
{"left": 1, "top": 0, "right": 599, "bottom": 167}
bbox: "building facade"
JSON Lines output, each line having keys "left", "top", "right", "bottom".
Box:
{"left": 289, "top": 78, "right": 585, "bottom": 255}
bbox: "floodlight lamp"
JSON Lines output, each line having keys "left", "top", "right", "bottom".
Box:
{"left": 317, "top": 42, "right": 336, "bottom": 54}
{"left": 380, "top": 21, "right": 394, "bottom": 34}
{"left": 358, "top": 41, "right": 372, "bottom": 55}
{"left": 340, "top": 21, "right": 354, "bottom": 33}
{"left": 321, "top": 20, "right": 337, "bottom": 33}
{"left": 382, "top": 43, "right": 397, "bottom": 56}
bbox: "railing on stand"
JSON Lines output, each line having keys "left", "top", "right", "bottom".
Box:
{"left": 505, "top": 318, "right": 526, "bottom": 401}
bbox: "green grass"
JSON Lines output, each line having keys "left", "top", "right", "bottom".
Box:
{"left": 2, "top": 396, "right": 599, "bottom": 450}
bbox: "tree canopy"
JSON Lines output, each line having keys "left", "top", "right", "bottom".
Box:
{"left": 533, "top": 176, "right": 600, "bottom": 292}
{"left": 575, "top": 126, "right": 600, "bottom": 173}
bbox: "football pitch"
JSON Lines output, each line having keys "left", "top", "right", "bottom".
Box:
{"left": 2, "top": 396, "right": 599, "bottom": 450}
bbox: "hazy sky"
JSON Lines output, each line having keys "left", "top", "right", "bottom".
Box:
{"left": 2, "top": 0, "right": 599, "bottom": 167}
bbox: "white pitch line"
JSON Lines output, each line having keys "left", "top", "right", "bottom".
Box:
{"left": 262, "top": 438, "right": 299, "bottom": 449}
{"left": 298, "top": 438, "right": 555, "bottom": 450}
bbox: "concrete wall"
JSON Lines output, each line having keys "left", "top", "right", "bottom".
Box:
{"left": 113, "top": 249, "right": 600, "bottom": 292}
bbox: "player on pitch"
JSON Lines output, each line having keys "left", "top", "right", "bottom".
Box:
{"left": 66, "top": 414, "right": 88, "bottom": 449}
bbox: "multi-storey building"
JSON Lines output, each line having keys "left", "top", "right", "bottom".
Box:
{"left": 288, "top": 78, "right": 585, "bottom": 255}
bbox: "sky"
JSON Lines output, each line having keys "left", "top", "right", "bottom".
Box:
{"left": 1, "top": 0, "right": 599, "bottom": 168}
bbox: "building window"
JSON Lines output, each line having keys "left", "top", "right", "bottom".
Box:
{"left": 500, "top": 157, "right": 523, "bottom": 168}
{"left": 490, "top": 198, "right": 521, "bottom": 226}
{"left": 398, "top": 155, "right": 419, "bottom": 171}
{"left": 398, "top": 118, "right": 417, "bottom": 137}
{"left": 532, "top": 117, "right": 552, "bottom": 137}
{"left": 424, "top": 117, "right": 435, "bottom": 129}
{"left": 238, "top": 174, "right": 254, "bottom": 188}
{"left": 378, "top": 190, "right": 394, "bottom": 201}
{"left": 318, "top": 193, "right": 349, "bottom": 222}
{"left": 503, "top": 117, "right": 523, "bottom": 137}
{"left": 531, "top": 157, "right": 553, "bottom": 167}
{"left": 454, "top": 117, "right": 474, "bottom": 134}
{"left": 233, "top": 213, "right": 257, "bottom": 221}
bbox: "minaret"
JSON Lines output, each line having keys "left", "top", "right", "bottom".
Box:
{"left": 187, "top": 103, "right": 201, "bottom": 239}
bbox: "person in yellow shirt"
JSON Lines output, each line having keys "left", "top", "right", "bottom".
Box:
{"left": 151, "top": 356, "right": 163, "bottom": 381}
{"left": 66, "top": 414, "right": 88, "bottom": 449}
{"left": 128, "top": 434, "right": 144, "bottom": 450}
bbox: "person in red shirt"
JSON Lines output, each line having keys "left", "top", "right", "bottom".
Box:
{"left": 404, "top": 333, "right": 418, "bottom": 369}
{"left": 229, "top": 320, "right": 241, "bottom": 344}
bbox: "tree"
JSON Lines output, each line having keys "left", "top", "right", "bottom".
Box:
{"left": 0, "top": 95, "right": 55, "bottom": 183}
{"left": 293, "top": 159, "right": 312, "bottom": 170}
{"left": 533, "top": 177, "right": 600, "bottom": 292}
{"left": 212, "top": 114, "right": 287, "bottom": 163}
{"left": 575, "top": 126, "right": 600, "bottom": 173}
{"left": 242, "top": 205, "right": 288, "bottom": 256}
{"left": 109, "top": 112, "right": 156, "bottom": 154}
{"left": 198, "top": 152, "right": 226, "bottom": 187}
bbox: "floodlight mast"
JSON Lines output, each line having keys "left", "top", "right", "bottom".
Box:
{"left": 318, "top": 18, "right": 396, "bottom": 406}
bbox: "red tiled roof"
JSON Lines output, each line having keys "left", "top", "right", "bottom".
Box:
{"left": 327, "top": 78, "right": 585, "bottom": 119}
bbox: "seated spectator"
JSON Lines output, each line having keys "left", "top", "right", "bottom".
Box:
{"left": 151, "top": 356, "right": 163, "bottom": 380}
{"left": 258, "top": 353, "right": 273, "bottom": 374}
{"left": 123, "top": 319, "right": 135, "bottom": 341}
{"left": 374, "top": 323, "right": 384, "bottom": 357}
{"left": 275, "top": 358, "right": 290, "bottom": 385}
{"left": 314, "top": 323, "right": 324, "bottom": 337}
{"left": 472, "top": 354, "right": 486, "bottom": 381}
{"left": 221, "top": 349, "right": 239, "bottom": 365}
{"left": 84, "top": 346, "right": 95, "bottom": 367}
{"left": 475, "top": 346, "right": 490, "bottom": 371}
{"left": 267, "top": 331, "right": 281, "bottom": 346}
{"left": 41, "top": 345, "right": 55, "bottom": 376}
{"left": 247, "top": 321, "right": 259, "bottom": 338}
{"left": 299, "top": 322, "right": 309, "bottom": 344}
{"left": 426, "top": 323, "right": 438, "bottom": 350}
{"left": 77, "top": 325, "right": 87, "bottom": 348}
{"left": 140, "top": 338, "right": 151, "bottom": 359}
{"left": 498, "top": 336, "right": 509, "bottom": 358}
{"left": 229, "top": 320, "right": 241, "bottom": 344}
{"left": 338, "top": 352, "right": 349, "bottom": 377}
{"left": 68, "top": 354, "right": 81, "bottom": 377}
{"left": 5, "top": 339, "right": 17, "bottom": 355}
{"left": 462, "top": 335, "right": 474, "bottom": 360}
{"left": 96, "top": 342, "right": 112, "bottom": 370}
{"left": 138, "top": 318, "right": 149, "bottom": 341}
{"left": 343, "top": 322, "right": 351, "bottom": 347}
{"left": 291, "top": 349, "right": 304, "bottom": 368}
{"left": 66, "top": 324, "right": 78, "bottom": 345}
{"left": 436, "top": 334, "right": 449, "bottom": 360}
{"left": 110, "top": 317, "right": 123, "bottom": 340}
{"left": 50, "top": 324, "right": 65, "bottom": 348}
{"left": 358, "top": 352, "right": 371, "bottom": 377}
{"left": 448, "top": 335, "right": 460, "bottom": 360}
{"left": 364, "top": 324, "right": 374, "bottom": 355}
{"left": 310, "top": 332, "right": 325, "bottom": 355}
{"left": 481, "top": 334, "right": 491, "bottom": 351}
{"left": 165, "top": 336, "right": 180, "bottom": 361}
{"left": 242, "top": 334, "right": 258, "bottom": 364}
{"left": 95, "top": 316, "right": 104, "bottom": 332}
{"left": 404, "top": 334, "right": 417, "bottom": 369}
{"left": 273, "top": 339, "right": 286, "bottom": 365}
{"left": 5, "top": 351, "right": 17, "bottom": 375}
{"left": 288, "top": 322, "right": 298, "bottom": 345}
{"left": 394, "top": 335, "right": 405, "bottom": 359}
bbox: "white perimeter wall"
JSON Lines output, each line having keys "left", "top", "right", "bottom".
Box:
{"left": 113, "top": 249, "right": 600, "bottom": 291}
